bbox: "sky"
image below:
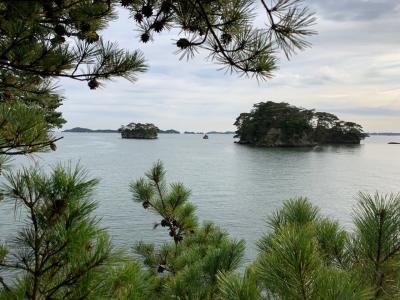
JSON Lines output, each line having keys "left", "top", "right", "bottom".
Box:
{"left": 60, "top": 0, "right": 400, "bottom": 132}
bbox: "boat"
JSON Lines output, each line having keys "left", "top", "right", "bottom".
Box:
{"left": 203, "top": 134, "right": 209, "bottom": 139}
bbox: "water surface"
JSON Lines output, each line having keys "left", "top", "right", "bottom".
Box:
{"left": 1, "top": 134, "right": 399, "bottom": 262}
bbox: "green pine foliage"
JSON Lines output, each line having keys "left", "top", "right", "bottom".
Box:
{"left": 0, "top": 0, "right": 148, "bottom": 162}
{"left": 126, "top": 0, "right": 316, "bottom": 80}
{"left": 0, "top": 164, "right": 112, "bottom": 299}
{"left": 254, "top": 194, "right": 400, "bottom": 299}
{"left": 0, "top": 101, "right": 56, "bottom": 155}
{"left": 130, "top": 161, "right": 245, "bottom": 299}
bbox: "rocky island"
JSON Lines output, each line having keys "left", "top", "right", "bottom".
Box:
{"left": 119, "top": 123, "right": 159, "bottom": 139}
{"left": 234, "top": 101, "right": 368, "bottom": 147}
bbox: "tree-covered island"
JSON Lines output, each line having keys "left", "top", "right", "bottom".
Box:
{"left": 234, "top": 101, "right": 368, "bottom": 147}
{"left": 119, "top": 122, "right": 159, "bottom": 139}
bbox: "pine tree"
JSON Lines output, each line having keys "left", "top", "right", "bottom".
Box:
{"left": 0, "top": 164, "right": 112, "bottom": 298}
{"left": 130, "top": 161, "right": 245, "bottom": 299}
{"left": 253, "top": 194, "right": 400, "bottom": 299}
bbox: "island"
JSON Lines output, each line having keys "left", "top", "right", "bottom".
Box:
{"left": 369, "top": 132, "right": 400, "bottom": 136}
{"left": 184, "top": 131, "right": 204, "bottom": 134}
{"left": 206, "top": 131, "right": 235, "bottom": 135}
{"left": 158, "top": 129, "right": 180, "bottom": 134}
{"left": 63, "top": 127, "right": 118, "bottom": 133}
{"left": 119, "top": 123, "right": 159, "bottom": 139}
{"left": 234, "top": 101, "right": 368, "bottom": 147}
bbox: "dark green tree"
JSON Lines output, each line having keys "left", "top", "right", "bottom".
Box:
{"left": 120, "top": 122, "right": 159, "bottom": 139}
{"left": 234, "top": 101, "right": 367, "bottom": 146}
{"left": 234, "top": 101, "right": 315, "bottom": 146}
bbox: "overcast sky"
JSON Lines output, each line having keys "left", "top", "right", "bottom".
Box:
{"left": 60, "top": 1, "right": 400, "bottom": 132}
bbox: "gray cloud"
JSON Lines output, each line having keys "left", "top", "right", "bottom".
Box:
{"left": 309, "top": 0, "right": 399, "bottom": 21}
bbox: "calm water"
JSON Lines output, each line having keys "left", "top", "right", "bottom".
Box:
{"left": 1, "top": 133, "right": 400, "bottom": 262}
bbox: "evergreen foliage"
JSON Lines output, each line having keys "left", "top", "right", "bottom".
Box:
{"left": 234, "top": 101, "right": 368, "bottom": 146}
{"left": 0, "top": 164, "right": 112, "bottom": 298}
{"left": 125, "top": 0, "right": 316, "bottom": 80}
{"left": 120, "top": 122, "right": 159, "bottom": 139}
{"left": 130, "top": 161, "right": 245, "bottom": 299}
{"left": 254, "top": 194, "right": 400, "bottom": 299}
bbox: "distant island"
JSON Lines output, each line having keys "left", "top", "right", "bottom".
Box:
{"left": 63, "top": 127, "right": 118, "bottom": 133}
{"left": 184, "top": 131, "right": 204, "bottom": 134}
{"left": 64, "top": 127, "right": 181, "bottom": 134}
{"left": 158, "top": 129, "right": 180, "bottom": 134}
{"left": 206, "top": 131, "right": 235, "bottom": 135}
{"left": 368, "top": 132, "right": 400, "bottom": 136}
{"left": 234, "top": 101, "right": 368, "bottom": 147}
{"left": 119, "top": 123, "right": 158, "bottom": 139}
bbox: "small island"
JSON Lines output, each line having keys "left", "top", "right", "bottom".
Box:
{"left": 206, "top": 131, "right": 235, "bottom": 135}
{"left": 63, "top": 127, "right": 118, "bottom": 133}
{"left": 119, "top": 123, "right": 159, "bottom": 139}
{"left": 158, "top": 129, "right": 180, "bottom": 134}
{"left": 234, "top": 101, "right": 368, "bottom": 147}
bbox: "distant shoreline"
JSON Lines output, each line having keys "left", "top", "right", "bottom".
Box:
{"left": 368, "top": 133, "right": 400, "bottom": 136}
{"left": 62, "top": 127, "right": 235, "bottom": 134}
{"left": 62, "top": 128, "right": 398, "bottom": 136}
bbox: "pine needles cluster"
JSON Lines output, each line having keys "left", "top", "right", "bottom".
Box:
{"left": 0, "top": 164, "right": 111, "bottom": 298}
{"left": 126, "top": 0, "right": 316, "bottom": 80}
{"left": 254, "top": 194, "right": 400, "bottom": 299}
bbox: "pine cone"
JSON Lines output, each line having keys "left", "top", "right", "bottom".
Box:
{"left": 176, "top": 38, "right": 190, "bottom": 49}
{"left": 54, "top": 24, "right": 67, "bottom": 36}
{"left": 88, "top": 79, "right": 99, "bottom": 90}
{"left": 142, "top": 5, "right": 153, "bottom": 18}
{"left": 120, "top": 0, "right": 133, "bottom": 7}
{"left": 221, "top": 32, "right": 232, "bottom": 44}
{"left": 80, "top": 22, "right": 91, "bottom": 32}
{"left": 141, "top": 33, "right": 150, "bottom": 43}
{"left": 134, "top": 12, "right": 143, "bottom": 23}
{"left": 152, "top": 20, "right": 165, "bottom": 33}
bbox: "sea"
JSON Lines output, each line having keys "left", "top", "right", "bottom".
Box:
{"left": 1, "top": 133, "right": 399, "bottom": 263}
